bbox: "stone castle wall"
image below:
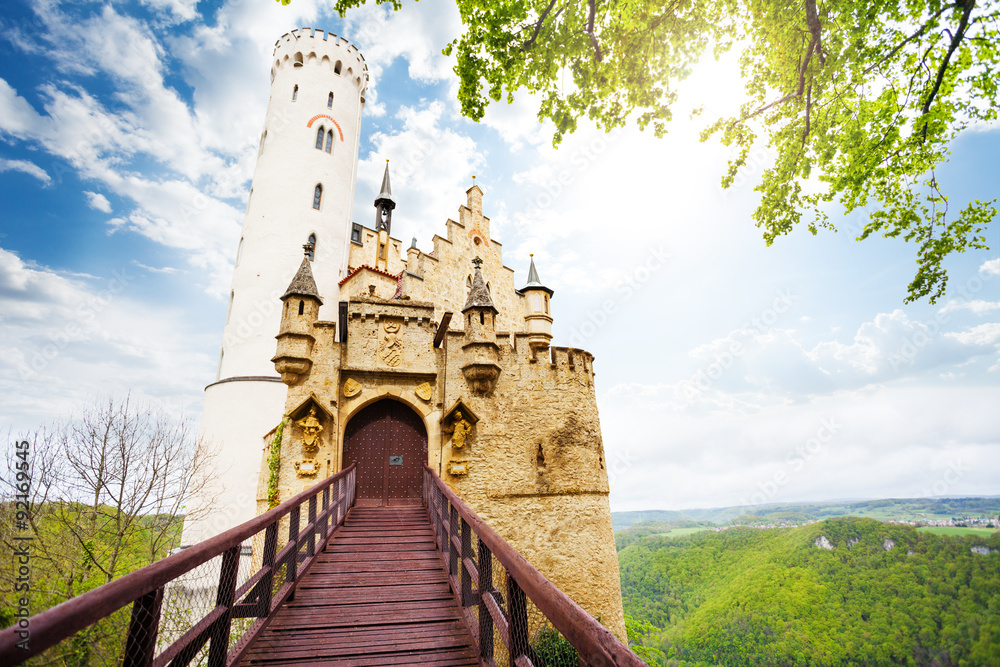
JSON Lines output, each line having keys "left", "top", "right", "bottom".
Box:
{"left": 260, "top": 187, "right": 626, "bottom": 641}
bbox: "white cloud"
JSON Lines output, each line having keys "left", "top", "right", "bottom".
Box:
{"left": 0, "top": 157, "right": 51, "bottom": 184}
{"left": 84, "top": 191, "right": 112, "bottom": 213}
{"left": 0, "top": 247, "right": 213, "bottom": 433}
{"left": 945, "top": 322, "right": 1000, "bottom": 346}
{"left": 941, "top": 299, "right": 1000, "bottom": 314}
{"left": 981, "top": 258, "right": 1000, "bottom": 276}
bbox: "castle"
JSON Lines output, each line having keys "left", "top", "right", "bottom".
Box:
{"left": 183, "top": 27, "right": 625, "bottom": 639}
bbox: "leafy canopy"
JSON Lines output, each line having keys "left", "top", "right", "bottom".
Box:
{"left": 309, "top": 0, "right": 999, "bottom": 303}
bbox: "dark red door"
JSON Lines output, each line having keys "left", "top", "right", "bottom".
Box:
{"left": 343, "top": 400, "right": 427, "bottom": 506}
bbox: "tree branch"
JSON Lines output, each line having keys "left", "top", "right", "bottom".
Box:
{"left": 586, "top": 0, "right": 603, "bottom": 62}
{"left": 524, "top": 0, "right": 560, "bottom": 50}
{"left": 921, "top": 0, "right": 975, "bottom": 117}
{"left": 863, "top": 3, "right": 960, "bottom": 75}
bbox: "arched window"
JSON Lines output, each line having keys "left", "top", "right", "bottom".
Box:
{"left": 258, "top": 130, "right": 266, "bottom": 156}
{"left": 315, "top": 125, "right": 324, "bottom": 149}
{"left": 216, "top": 348, "right": 224, "bottom": 382}
{"left": 307, "top": 233, "right": 316, "bottom": 261}
{"left": 327, "top": 92, "right": 333, "bottom": 108}
{"left": 334, "top": 60, "right": 342, "bottom": 75}
{"left": 293, "top": 52, "right": 303, "bottom": 67}
{"left": 313, "top": 184, "right": 322, "bottom": 210}
{"left": 292, "top": 84, "right": 298, "bottom": 101}
{"left": 235, "top": 237, "right": 244, "bottom": 266}
{"left": 325, "top": 130, "right": 333, "bottom": 153}
{"left": 298, "top": 300, "right": 304, "bottom": 315}
{"left": 533, "top": 293, "right": 542, "bottom": 311}
{"left": 226, "top": 290, "right": 235, "bottom": 323}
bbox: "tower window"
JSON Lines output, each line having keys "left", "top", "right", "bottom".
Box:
{"left": 258, "top": 130, "right": 266, "bottom": 156}
{"left": 315, "top": 126, "right": 324, "bottom": 149}
{"left": 334, "top": 60, "right": 342, "bottom": 75}
{"left": 307, "top": 233, "right": 316, "bottom": 261}
{"left": 325, "top": 130, "right": 333, "bottom": 153}
{"left": 293, "top": 52, "right": 303, "bottom": 67}
{"left": 226, "top": 290, "right": 235, "bottom": 323}
{"left": 313, "top": 184, "right": 322, "bottom": 210}
{"left": 544, "top": 294, "right": 550, "bottom": 314}
{"left": 298, "top": 300, "right": 304, "bottom": 315}
{"left": 327, "top": 92, "right": 333, "bottom": 108}
{"left": 236, "top": 237, "right": 244, "bottom": 266}
{"left": 351, "top": 223, "right": 363, "bottom": 244}
{"left": 292, "top": 84, "right": 298, "bottom": 101}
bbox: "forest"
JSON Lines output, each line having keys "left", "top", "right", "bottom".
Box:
{"left": 620, "top": 517, "right": 1000, "bottom": 666}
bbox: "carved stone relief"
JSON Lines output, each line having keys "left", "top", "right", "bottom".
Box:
{"left": 415, "top": 382, "right": 433, "bottom": 402}
{"left": 343, "top": 378, "right": 362, "bottom": 397}
{"left": 377, "top": 320, "right": 403, "bottom": 367}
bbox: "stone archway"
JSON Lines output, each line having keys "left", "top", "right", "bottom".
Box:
{"left": 343, "top": 399, "right": 427, "bottom": 506}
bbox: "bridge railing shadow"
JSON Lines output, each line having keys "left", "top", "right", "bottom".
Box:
{"left": 0, "top": 464, "right": 357, "bottom": 667}
{"left": 423, "top": 466, "right": 645, "bottom": 667}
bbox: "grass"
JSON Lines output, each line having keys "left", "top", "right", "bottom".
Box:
{"left": 917, "top": 526, "right": 998, "bottom": 536}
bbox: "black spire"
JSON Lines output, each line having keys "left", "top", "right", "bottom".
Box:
{"left": 281, "top": 257, "right": 323, "bottom": 304}
{"left": 462, "top": 257, "right": 497, "bottom": 313}
{"left": 374, "top": 159, "right": 395, "bottom": 234}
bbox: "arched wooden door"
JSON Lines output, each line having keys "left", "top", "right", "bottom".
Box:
{"left": 343, "top": 399, "right": 427, "bottom": 506}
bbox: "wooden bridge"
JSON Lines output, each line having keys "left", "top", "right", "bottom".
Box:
{"left": 0, "top": 465, "right": 643, "bottom": 667}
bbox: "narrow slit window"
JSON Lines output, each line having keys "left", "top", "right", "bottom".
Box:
{"left": 313, "top": 184, "right": 322, "bottom": 210}
{"left": 292, "top": 84, "right": 298, "bottom": 101}
{"left": 315, "top": 126, "right": 324, "bottom": 149}
{"left": 334, "top": 60, "right": 342, "bottom": 75}
{"left": 325, "top": 130, "right": 332, "bottom": 153}
{"left": 307, "top": 233, "right": 316, "bottom": 261}
{"left": 327, "top": 92, "right": 333, "bottom": 108}
{"left": 298, "top": 300, "right": 304, "bottom": 315}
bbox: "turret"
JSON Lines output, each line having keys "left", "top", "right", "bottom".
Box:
{"left": 373, "top": 160, "right": 395, "bottom": 271}
{"left": 517, "top": 255, "right": 554, "bottom": 351}
{"left": 272, "top": 251, "right": 323, "bottom": 385}
{"left": 461, "top": 258, "right": 500, "bottom": 393}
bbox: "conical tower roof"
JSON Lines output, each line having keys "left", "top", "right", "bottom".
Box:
{"left": 375, "top": 160, "right": 395, "bottom": 208}
{"left": 462, "top": 258, "right": 498, "bottom": 313}
{"left": 517, "top": 255, "right": 554, "bottom": 296}
{"left": 281, "top": 257, "right": 323, "bottom": 304}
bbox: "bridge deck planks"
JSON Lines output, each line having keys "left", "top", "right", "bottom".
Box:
{"left": 239, "top": 506, "right": 479, "bottom": 667}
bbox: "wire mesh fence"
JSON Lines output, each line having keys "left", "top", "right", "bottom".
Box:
{"left": 0, "top": 466, "right": 356, "bottom": 667}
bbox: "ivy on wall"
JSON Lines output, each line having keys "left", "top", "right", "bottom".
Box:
{"left": 266, "top": 418, "right": 287, "bottom": 509}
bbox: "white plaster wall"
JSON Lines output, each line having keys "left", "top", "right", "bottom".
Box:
{"left": 180, "top": 379, "right": 287, "bottom": 544}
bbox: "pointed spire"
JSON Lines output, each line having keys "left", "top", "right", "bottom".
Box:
{"left": 375, "top": 159, "right": 395, "bottom": 206}
{"left": 281, "top": 257, "right": 323, "bottom": 304}
{"left": 462, "top": 257, "right": 497, "bottom": 313}
{"left": 517, "top": 254, "right": 554, "bottom": 296}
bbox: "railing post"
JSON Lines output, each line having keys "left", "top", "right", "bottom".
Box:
{"left": 478, "top": 539, "right": 494, "bottom": 662}
{"left": 207, "top": 545, "right": 240, "bottom": 667}
{"left": 461, "top": 518, "right": 474, "bottom": 608}
{"left": 122, "top": 586, "right": 163, "bottom": 667}
{"left": 287, "top": 505, "right": 300, "bottom": 601}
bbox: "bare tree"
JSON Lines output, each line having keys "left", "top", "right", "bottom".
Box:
{"left": 0, "top": 394, "right": 220, "bottom": 649}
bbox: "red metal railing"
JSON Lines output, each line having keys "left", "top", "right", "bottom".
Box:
{"left": 0, "top": 463, "right": 356, "bottom": 667}
{"left": 423, "top": 466, "right": 645, "bottom": 667}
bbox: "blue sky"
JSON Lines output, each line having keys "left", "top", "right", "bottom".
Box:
{"left": 1, "top": 0, "right": 998, "bottom": 511}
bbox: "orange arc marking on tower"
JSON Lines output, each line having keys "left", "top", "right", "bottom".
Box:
{"left": 306, "top": 114, "right": 344, "bottom": 141}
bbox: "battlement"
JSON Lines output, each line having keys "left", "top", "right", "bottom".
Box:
{"left": 271, "top": 28, "right": 368, "bottom": 93}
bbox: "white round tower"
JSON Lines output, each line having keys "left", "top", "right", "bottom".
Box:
{"left": 184, "top": 29, "right": 367, "bottom": 544}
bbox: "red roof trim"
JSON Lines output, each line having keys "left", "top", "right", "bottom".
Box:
{"left": 338, "top": 264, "right": 401, "bottom": 286}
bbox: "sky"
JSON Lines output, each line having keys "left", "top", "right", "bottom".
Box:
{"left": 1, "top": 0, "right": 998, "bottom": 513}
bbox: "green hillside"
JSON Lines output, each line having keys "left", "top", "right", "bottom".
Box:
{"left": 619, "top": 517, "right": 1000, "bottom": 666}
{"left": 612, "top": 497, "right": 1000, "bottom": 531}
